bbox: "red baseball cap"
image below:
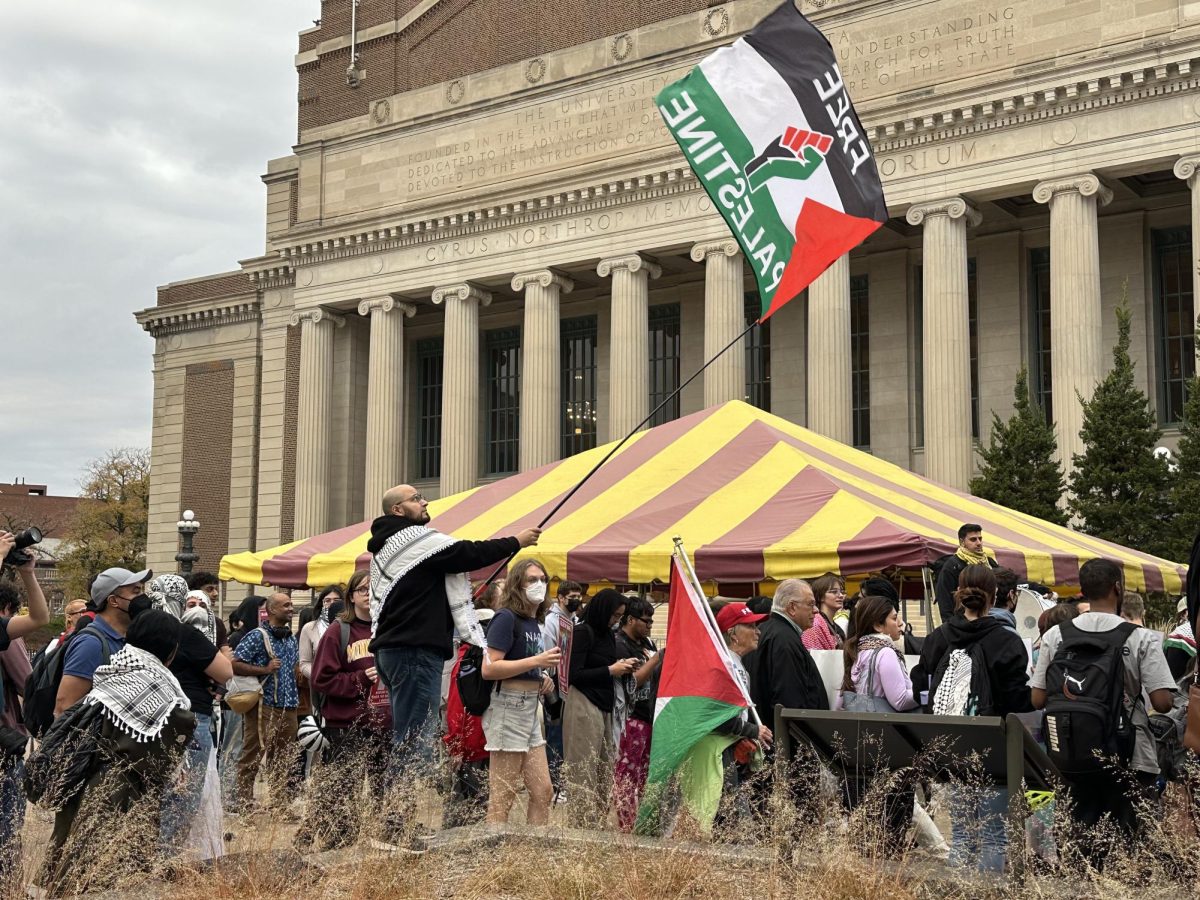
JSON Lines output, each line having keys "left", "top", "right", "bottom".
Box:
{"left": 715, "top": 602, "right": 768, "bottom": 633}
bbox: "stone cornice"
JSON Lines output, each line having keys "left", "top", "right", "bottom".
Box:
{"left": 1032, "top": 174, "right": 1114, "bottom": 207}
{"left": 280, "top": 165, "right": 700, "bottom": 268}
{"left": 289, "top": 307, "right": 346, "bottom": 328}
{"left": 868, "top": 55, "right": 1198, "bottom": 153}
{"left": 690, "top": 239, "right": 740, "bottom": 263}
{"left": 1174, "top": 154, "right": 1200, "bottom": 184}
{"left": 511, "top": 270, "right": 575, "bottom": 293}
{"left": 247, "top": 264, "right": 294, "bottom": 290}
{"left": 597, "top": 253, "right": 662, "bottom": 279}
{"left": 431, "top": 283, "right": 492, "bottom": 306}
{"left": 136, "top": 296, "right": 260, "bottom": 338}
{"left": 906, "top": 197, "right": 982, "bottom": 228}
{"left": 357, "top": 296, "right": 417, "bottom": 317}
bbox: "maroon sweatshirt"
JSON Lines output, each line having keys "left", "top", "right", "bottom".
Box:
{"left": 310, "top": 618, "right": 391, "bottom": 730}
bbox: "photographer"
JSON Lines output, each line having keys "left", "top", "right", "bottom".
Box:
{"left": 0, "top": 530, "right": 50, "bottom": 886}
{"left": 0, "top": 531, "right": 51, "bottom": 640}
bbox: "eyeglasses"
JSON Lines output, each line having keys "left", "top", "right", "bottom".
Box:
{"left": 401, "top": 493, "right": 426, "bottom": 504}
{"left": 637, "top": 617, "right": 655, "bottom": 625}
{"left": 352, "top": 586, "right": 370, "bottom": 596}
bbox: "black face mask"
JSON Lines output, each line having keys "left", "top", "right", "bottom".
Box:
{"left": 270, "top": 624, "right": 292, "bottom": 641}
{"left": 566, "top": 599, "right": 582, "bottom": 614}
{"left": 127, "top": 595, "right": 153, "bottom": 619}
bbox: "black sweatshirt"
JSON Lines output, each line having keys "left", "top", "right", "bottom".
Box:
{"left": 911, "top": 614, "right": 1033, "bottom": 716}
{"left": 366, "top": 515, "right": 519, "bottom": 659}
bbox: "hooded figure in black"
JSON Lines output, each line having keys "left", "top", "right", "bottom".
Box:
{"left": 911, "top": 566, "right": 1032, "bottom": 716}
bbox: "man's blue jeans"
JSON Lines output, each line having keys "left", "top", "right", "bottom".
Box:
{"left": 375, "top": 645, "right": 444, "bottom": 776}
{"left": 159, "top": 712, "right": 213, "bottom": 851}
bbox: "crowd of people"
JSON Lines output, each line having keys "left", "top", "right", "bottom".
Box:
{"left": 0, "top": 504, "right": 1195, "bottom": 890}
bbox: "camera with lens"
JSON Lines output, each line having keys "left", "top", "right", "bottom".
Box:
{"left": 3, "top": 527, "right": 42, "bottom": 568}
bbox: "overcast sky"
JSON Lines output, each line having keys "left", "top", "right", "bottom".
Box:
{"left": 0, "top": 2, "right": 315, "bottom": 495}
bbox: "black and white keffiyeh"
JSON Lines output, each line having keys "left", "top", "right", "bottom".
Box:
{"left": 84, "top": 645, "right": 191, "bottom": 742}
{"left": 183, "top": 591, "right": 218, "bottom": 644}
{"left": 147, "top": 574, "right": 188, "bottom": 620}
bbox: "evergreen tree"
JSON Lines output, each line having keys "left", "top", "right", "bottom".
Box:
{"left": 1068, "top": 305, "right": 1173, "bottom": 558}
{"left": 970, "top": 367, "right": 1066, "bottom": 525}
{"left": 1169, "top": 373, "right": 1200, "bottom": 562}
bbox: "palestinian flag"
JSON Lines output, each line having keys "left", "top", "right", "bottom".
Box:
{"left": 656, "top": 1, "right": 887, "bottom": 321}
{"left": 633, "top": 550, "right": 752, "bottom": 835}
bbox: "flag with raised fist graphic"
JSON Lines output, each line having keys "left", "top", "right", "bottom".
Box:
{"left": 656, "top": 1, "right": 887, "bottom": 321}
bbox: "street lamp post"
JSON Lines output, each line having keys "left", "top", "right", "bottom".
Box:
{"left": 176, "top": 509, "right": 200, "bottom": 576}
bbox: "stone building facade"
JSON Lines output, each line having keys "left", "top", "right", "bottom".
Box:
{"left": 137, "top": 0, "right": 1200, "bottom": 583}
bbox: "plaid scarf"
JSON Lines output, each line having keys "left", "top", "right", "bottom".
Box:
{"left": 84, "top": 645, "right": 191, "bottom": 742}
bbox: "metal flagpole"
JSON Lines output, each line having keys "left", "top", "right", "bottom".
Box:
{"left": 672, "top": 535, "right": 763, "bottom": 728}
{"left": 474, "top": 318, "right": 760, "bottom": 598}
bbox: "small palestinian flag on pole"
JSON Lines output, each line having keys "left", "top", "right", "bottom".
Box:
{"left": 634, "top": 546, "right": 754, "bottom": 835}
{"left": 656, "top": 1, "right": 887, "bottom": 321}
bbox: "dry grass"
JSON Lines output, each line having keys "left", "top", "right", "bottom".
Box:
{"left": 14, "top": 737, "right": 1200, "bottom": 899}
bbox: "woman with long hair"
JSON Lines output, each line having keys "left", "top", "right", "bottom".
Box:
{"left": 563, "top": 588, "right": 637, "bottom": 827}
{"left": 913, "top": 565, "right": 1032, "bottom": 872}
{"left": 804, "top": 573, "right": 847, "bottom": 650}
{"left": 303, "top": 569, "right": 392, "bottom": 849}
{"left": 479, "top": 558, "right": 561, "bottom": 825}
{"left": 839, "top": 594, "right": 918, "bottom": 712}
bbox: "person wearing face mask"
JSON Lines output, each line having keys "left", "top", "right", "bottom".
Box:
{"left": 156, "top": 580, "right": 233, "bottom": 855}
{"left": 612, "top": 598, "right": 661, "bottom": 832}
{"left": 540, "top": 579, "right": 582, "bottom": 795}
{"left": 53, "top": 567, "right": 151, "bottom": 718}
{"left": 479, "top": 559, "right": 561, "bottom": 825}
{"left": 563, "top": 588, "right": 638, "bottom": 828}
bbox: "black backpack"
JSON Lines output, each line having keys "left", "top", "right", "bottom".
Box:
{"left": 1042, "top": 621, "right": 1138, "bottom": 775}
{"left": 456, "top": 614, "right": 523, "bottom": 717}
{"left": 310, "top": 621, "right": 352, "bottom": 719}
{"left": 25, "top": 625, "right": 112, "bottom": 739}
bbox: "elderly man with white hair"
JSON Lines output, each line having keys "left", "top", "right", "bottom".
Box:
{"left": 745, "top": 578, "right": 829, "bottom": 727}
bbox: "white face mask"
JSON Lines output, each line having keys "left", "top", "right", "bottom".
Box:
{"left": 525, "top": 581, "right": 548, "bottom": 606}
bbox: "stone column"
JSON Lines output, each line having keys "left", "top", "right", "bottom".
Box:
{"left": 598, "top": 254, "right": 661, "bottom": 439}
{"left": 290, "top": 307, "right": 344, "bottom": 538}
{"left": 906, "top": 198, "right": 980, "bottom": 489}
{"left": 358, "top": 296, "right": 416, "bottom": 517}
{"left": 805, "top": 254, "right": 853, "bottom": 443}
{"left": 1174, "top": 155, "right": 1200, "bottom": 353}
{"left": 1033, "top": 173, "right": 1113, "bottom": 473}
{"left": 691, "top": 240, "right": 745, "bottom": 408}
{"left": 432, "top": 283, "right": 491, "bottom": 496}
{"left": 513, "top": 270, "right": 574, "bottom": 471}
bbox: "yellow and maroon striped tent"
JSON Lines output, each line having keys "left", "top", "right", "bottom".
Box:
{"left": 219, "top": 401, "right": 1186, "bottom": 593}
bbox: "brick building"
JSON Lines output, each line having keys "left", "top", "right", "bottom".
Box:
{"left": 0, "top": 481, "right": 88, "bottom": 609}
{"left": 136, "top": 0, "right": 1200, "bottom": 585}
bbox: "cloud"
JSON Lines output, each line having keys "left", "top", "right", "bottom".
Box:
{"left": 0, "top": 1, "right": 316, "bottom": 495}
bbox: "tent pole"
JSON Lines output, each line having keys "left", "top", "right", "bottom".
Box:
{"left": 475, "top": 318, "right": 760, "bottom": 597}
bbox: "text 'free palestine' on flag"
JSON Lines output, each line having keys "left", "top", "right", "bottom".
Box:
{"left": 655, "top": 1, "right": 888, "bottom": 322}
